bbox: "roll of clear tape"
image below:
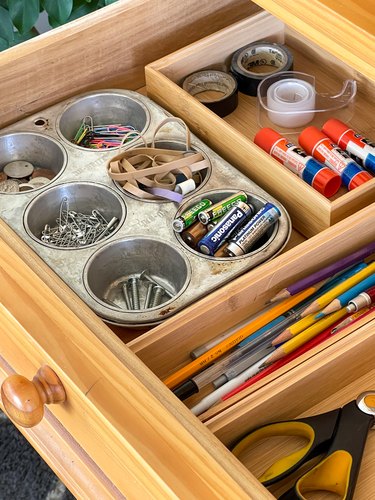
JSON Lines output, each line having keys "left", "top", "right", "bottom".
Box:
{"left": 266, "top": 78, "right": 316, "bottom": 128}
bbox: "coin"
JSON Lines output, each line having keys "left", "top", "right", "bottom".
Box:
{"left": 3, "top": 160, "right": 34, "bottom": 178}
{"left": 0, "top": 179, "right": 20, "bottom": 193}
{"left": 31, "top": 168, "right": 56, "bottom": 180}
{"left": 0, "top": 172, "right": 7, "bottom": 182}
{"left": 18, "top": 183, "right": 35, "bottom": 192}
{"left": 28, "top": 176, "right": 51, "bottom": 186}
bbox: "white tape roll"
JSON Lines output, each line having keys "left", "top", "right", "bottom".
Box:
{"left": 174, "top": 178, "right": 196, "bottom": 195}
{"left": 266, "top": 78, "right": 315, "bottom": 128}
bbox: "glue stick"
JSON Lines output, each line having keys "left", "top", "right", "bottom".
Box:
{"left": 322, "top": 118, "right": 375, "bottom": 175}
{"left": 298, "top": 126, "right": 372, "bottom": 190}
{"left": 254, "top": 128, "right": 341, "bottom": 197}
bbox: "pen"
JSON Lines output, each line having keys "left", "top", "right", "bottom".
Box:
{"left": 346, "top": 285, "right": 375, "bottom": 313}
{"left": 163, "top": 285, "right": 319, "bottom": 389}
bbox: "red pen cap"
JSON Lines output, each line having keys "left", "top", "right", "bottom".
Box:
{"left": 298, "top": 126, "right": 328, "bottom": 155}
{"left": 322, "top": 118, "right": 351, "bottom": 144}
{"left": 254, "top": 127, "right": 282, "bottom": 152}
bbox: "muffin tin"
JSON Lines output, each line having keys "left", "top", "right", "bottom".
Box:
{"left": 0, "top": 89, "right": 291, "bottom": 326}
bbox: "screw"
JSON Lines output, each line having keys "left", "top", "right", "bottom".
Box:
{"left": 144, "top": 282, "right": 154, "bottom": 309}
{"left": 151, "top": 285, "right": 164, "bottom": 307}
{"left": 128, "top": 277, "right": 140, "bottom": 310}
{"left": 139, "top": 271, "right": 174, "bottom": 298}
{"left": 122, "top": 282, "right": 133, "bottom": 309}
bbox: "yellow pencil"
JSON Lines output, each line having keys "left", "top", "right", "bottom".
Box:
{"left": 301, "top": 261, "right": 375, "bottom": 318}
{"left": 163, "top": 286, "right": 320, "bottom": 389}
{"left": 272, "top": 312, "right": 318, "bottom": 345}
{"left": 264, "top": 307, "right": 348, "bottom": 366}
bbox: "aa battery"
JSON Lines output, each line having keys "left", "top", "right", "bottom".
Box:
{"left": 173, "top": 198, "right": 212, "bottom": 232}
{"left": 299, "top": 126, "right": 372, "bottom": 190}
{"left": 226, "top": 202, "right": 281, "bottom": 257}
{"left": 322, "top": 118, "right": 375, "bottom": 175}
{"left": 197, "top": 201, "right": 252, "bottom": 255}
{"left": 181, "top": 221, "right": 208, "bottom": 247}
{"left": 198, "top": 191, "right": 248, "bottom": 224}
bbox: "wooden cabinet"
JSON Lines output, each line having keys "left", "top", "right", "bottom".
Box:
{"left": 0, "top": 1, "right": 374, "bottom": 498}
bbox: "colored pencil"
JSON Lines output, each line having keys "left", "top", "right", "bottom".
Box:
{"left": 269, "top": 242, "right": 375, "bottom": 302}
{"left": 319, "top": 273, "right": 375, "bottom": 316}
{"left": 301, "top": 261, "right": 375, "bottom": 317}
{"left": 162, "top": 286, "right": 319, "bottom": 389}
{"left": 331, "top": 306, "right": 373, "bottom": 333}
{"left": 273, "top": 262, "right": 368, "bottom": 344}
{"left": 263, "top": 307, "right": 348, "bottom": 366}
{"left": 222, "top": 306, "right": 375, "bottom": 401}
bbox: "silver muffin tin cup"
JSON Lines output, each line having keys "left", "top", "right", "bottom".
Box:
{"left": 0, "top": 89, "right": 291, "bottom": 327}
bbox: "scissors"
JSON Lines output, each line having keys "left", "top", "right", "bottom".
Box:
{"left": 231, "top": 391, "right": 375, "bottom": 499}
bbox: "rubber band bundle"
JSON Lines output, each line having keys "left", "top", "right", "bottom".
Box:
{"left": 106, "top": 117, "right": 209, "bottom": 202}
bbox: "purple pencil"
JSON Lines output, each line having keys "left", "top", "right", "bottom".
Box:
{"left": 270, "top": 241, "right": 375, "bottom": 303}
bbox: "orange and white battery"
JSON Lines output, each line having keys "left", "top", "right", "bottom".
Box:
{"left": 298, "top": 126, "right": 372, "bottom": 190}
{"left": 254, "top": 127, "right": 341, "bottom": 197}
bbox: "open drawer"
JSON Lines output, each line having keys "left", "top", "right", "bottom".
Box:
{"left": 145, "top": 10, "right": 375, "bottom": 237}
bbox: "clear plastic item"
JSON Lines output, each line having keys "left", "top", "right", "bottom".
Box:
{"left": 257, "top": 71, "right": 357, "bottom": 134}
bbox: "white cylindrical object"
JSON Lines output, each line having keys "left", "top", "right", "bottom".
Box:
{"left": 174, "top": 178, "right": 196, "bottom": 195}
{"left": 267, "top": 78, "right": 316, "bottom": 128}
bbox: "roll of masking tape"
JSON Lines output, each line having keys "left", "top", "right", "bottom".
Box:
{"left": 230, "top": 41, "right": 293, "bottom": 96}
{"left": 182, "top": 70, "right": 238, "bottom": 117}
{"left": 266, "top": 78, "right": 316, "bottom": 128}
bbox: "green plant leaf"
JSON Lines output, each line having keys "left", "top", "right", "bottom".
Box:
{"left": 104, "top": 0, "right": 118, "bottom": 4}
{"left": 0, "top": 36, "right": 9, "bottom": 51}
{"left": 0, "top": 6, "right": 14, "bottom": 43}
{"left": 0, "top": 1, "right": 8, "bottom": 8}
{"left": 10, "top": 28, "right": 38, "bottom": 45}
{"left": 67, "top": 0, "right": 100, "bottom": 21}
{"left": 8, "top": 0, "right": 40, "bottom": 34}
{"left": 43, "top": 0, "right": 72, "bottom": 25}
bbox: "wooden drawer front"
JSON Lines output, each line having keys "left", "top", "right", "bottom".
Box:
{"left": 129, "top": 203, "right": 375, "bottom": 417}
{"left": 0, "top": 223, "right": 272, "bottom": 499}
{"left": 145, "top": 11, "right": 375, "bottom": 237}
{"left": 207, "top": 316, "right": 375, "bottom": 499}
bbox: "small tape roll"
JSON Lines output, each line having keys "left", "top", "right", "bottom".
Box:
{"left": 182, "top": 70, "right": 238, "bottom": 117}
{"left": 230, "top": 41, "right": 293, "bottom": 96}
{"left": 174, "top": 178, "right": 196, "bottom": 195}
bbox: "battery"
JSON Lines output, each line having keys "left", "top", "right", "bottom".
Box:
{"left": 197, "top": 201, "right": 252, "bottom": 255}
{"left": 226, "top": 202, "right": 281, "bottom": 257}
{"left": 173, "top": 198, "right": 212, "bottom": 232}
{"left": 181, "top": 221, "right": 208, "bottom": 247}
{"left": 198, "top": 191, "right": 248, "bottom": 224}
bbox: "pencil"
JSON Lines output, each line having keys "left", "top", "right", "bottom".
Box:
{"left": 320, "top": 274, "right": 375, "bottom": 316}
{"left": 301, "top": 261, "right": 375, "bottom": 317}
{"left": 263, "top": 307, "right": 348, "bottom": 366}
{"left": 269, "top": 242, "right": 375, "bottom": 302}
{"left": 222, "top": 306, "right": 375, "bottom": 401}
{"left": 162, "top": 285, "right": 319, "bottom": 389}
{"left": 273, "top": 262, "right": 368, "bottom": 343}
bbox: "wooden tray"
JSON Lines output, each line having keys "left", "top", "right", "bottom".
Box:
{"left": 145, "top": 11, "right": 375, "bottom": 237}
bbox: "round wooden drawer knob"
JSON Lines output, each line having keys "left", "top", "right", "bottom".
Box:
{"left": 1, "top": 365, "right": 66, "bottom": 428}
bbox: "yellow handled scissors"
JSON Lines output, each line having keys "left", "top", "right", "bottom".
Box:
{"left": 231, "top": 391, "right": 375, "bottom": 499}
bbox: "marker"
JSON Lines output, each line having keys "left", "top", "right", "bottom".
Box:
{"left": 322, "top": 119, "right": 375, "bottom": 175}
{"left": 254, "top": 128, "right": 341, "bottom": 197}
{"left": 298, "top": 126, "right": 372, "bottom": 190}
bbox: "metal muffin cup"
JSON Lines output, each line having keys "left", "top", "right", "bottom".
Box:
{"left": 0, "top": 132, "right": 67, "bottom": 194}
{"left": 83, "top": 236, "right": 191, "bottom": 316}
{"left": 56, "top": 92, "right": 151, "bottom": 150}
{"left": 174, "top": 189, "right": 291, "bottom": 261}
{"left": 23, "top": 181, "right": 126, "bottom": 249}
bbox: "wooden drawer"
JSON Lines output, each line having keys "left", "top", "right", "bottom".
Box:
{"left": 0, "top": 0, "right": 374, "bottom": 498}
{"left": 145, "top": 10, "right": 375, "bottom": 237}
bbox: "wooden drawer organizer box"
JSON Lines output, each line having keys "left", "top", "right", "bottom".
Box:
{"left": 0, "top": 0, "right": 374, "bottom": 498}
